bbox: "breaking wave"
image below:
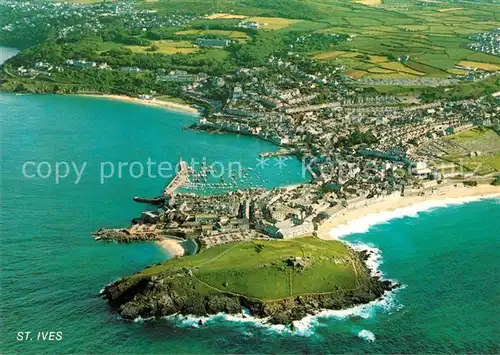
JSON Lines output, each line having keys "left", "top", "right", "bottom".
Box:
{"left": 158, "top": 283, "right": 407, "bottom": 337}
{"left": 357, "top": 329, "right": 375, "bottom": 342}
{"left": 328, "top": 195, "right": 499, "bottom": 239}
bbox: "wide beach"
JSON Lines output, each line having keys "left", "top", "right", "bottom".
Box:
{"left": 318, "top": 183, "right": 500, "bottom": 240}
{"left": 77, "top": 93, "right": 199, "bottom": 114}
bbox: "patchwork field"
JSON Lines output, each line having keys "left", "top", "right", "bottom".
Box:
{"left": 457, "top": 61, "right": 500, "bottom": 71}
{"left": 304, "top": 1, "right": 500, "bottom": 78}
{"left": 313, "top": 49, "right": 435, "bottom": 78}
{"left": 313, "top": 51, "right": 346, "bottom": 60}
{"left": 75, "top": 0, "right": 500, "bottom": 80}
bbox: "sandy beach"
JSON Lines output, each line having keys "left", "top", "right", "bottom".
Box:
{"left": 156, "top": 238, "right": 186, "bottom": 257}
{"left": 317, "top": 184, "right": 500, "bottom": 241}
{"left": 77, "top": 94, "right": 199, "bottom": 114}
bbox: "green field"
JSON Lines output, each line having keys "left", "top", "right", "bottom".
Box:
{"left": 428, "top": 128, "right": 500, "bottom": 175}
{"left": 126, "top": 40, "right": 198, "bottom": 54}
{"left": 175, "top": 29, "right": 251, "bottom": 43}
{"left": 447, "top": 127, "right": 489, "bottom": 141}
{"left": 279, "top": 1, "right": 499, "bottom": 77}
{"left": 245, "top": 16, "right": 303, "bottom": 30}
{"left": 458, "top": 154, "right": 500, "bottom": 175}
{"left": 135, "top": 237, "right": 360, "bottom": 301}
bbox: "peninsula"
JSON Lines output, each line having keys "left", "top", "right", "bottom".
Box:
{"left": 101, "top": 237, "right": 395, "bottom": 325}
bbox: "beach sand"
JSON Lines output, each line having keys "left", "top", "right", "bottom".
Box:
{"left": 317, "top": 184, "right": 500, "bottom": 241}
{"left": 156, "top": 238, "right": 186, "bottom": 257}
{"left": 77, "top": 94, "right": 199, "bottom": 114}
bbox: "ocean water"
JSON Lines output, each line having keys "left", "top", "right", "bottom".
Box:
{"left": 1, "top": 93, "right": 499, "bottom": 353}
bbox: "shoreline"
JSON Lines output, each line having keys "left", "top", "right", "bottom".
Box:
{"left": 76, "top": 93, "right": 199, "bottom": 115}
{"left": 317, "top": 184, "right": 500, "bottom": 241}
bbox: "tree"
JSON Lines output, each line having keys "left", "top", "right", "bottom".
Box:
{"left": 147, "top": 44, "right": 160, "bottom": 52}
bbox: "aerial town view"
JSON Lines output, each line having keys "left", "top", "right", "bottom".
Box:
{"left": 1, "top": 0, "right": 499, "bottom": 353}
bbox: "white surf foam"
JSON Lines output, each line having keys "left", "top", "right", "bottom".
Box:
{"left": 164, "top": 312, "right": 315, "bottom": 336}
{"left": 351, "top": 242, "right": 383, "bottom": 277}
{"left": 120, "top": 195, "right": 500, "bottom": 337}
{"left": 133, "top": 315, "right": 154, "bottom": 323}
{"left": 357, "top": 329, "right": 375, "bottom": 342}
{"left": 329, "top": 195, "right": 499, "bottom": 239}
{"left": 160, "top": 283, "right": 407, "bottom": 337}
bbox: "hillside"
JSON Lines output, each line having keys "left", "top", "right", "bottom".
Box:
{"left": 103, "top": 237, "right": 395, "bottom": 324}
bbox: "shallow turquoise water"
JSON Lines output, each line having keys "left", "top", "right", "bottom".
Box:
{"left": 1, "top": 93, "right": 499, "bottom": 353}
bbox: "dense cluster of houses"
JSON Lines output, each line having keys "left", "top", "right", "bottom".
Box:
{"left": 1, "top": 0, "right": 202, "bottom": 44}
{"left": 124, "top": 77, "right": 498, "bottom": 248}
{"left": 468, "top": 28, "right": 500, "bottom": 56}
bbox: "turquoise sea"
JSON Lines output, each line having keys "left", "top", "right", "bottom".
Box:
{"left": 1, "top": 92, "right": 499, "bottom": 352}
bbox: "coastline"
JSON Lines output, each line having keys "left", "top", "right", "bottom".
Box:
{"left": 76, "top": 93, "right": 199, "bottom": 115}
{"left": 317, "top": 184, "right": 500, "bottom": 241}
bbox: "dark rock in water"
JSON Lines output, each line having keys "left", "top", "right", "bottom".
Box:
{"left": 198, "top": 320, "right": 203, "bottom": 326}
{"left": 290, "top": 322, "right": 296, "bottom": 332}
{"left": 359, "top": 250, "right": 371, "bottom": 261}
{"left": 382, "top": 280, "right": 395, "bottom": 290}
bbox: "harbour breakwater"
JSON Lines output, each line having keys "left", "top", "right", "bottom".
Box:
{"left": 133, "top": 196, "right": 165, "bottom": 205}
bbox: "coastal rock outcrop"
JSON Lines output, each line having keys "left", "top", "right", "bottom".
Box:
{"left": 93, "top": 228, "right": 164, "bottom": 242}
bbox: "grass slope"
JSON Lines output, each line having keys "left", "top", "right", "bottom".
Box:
{"left": 136, "top": 237, "right": 360, "bottom": 301}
